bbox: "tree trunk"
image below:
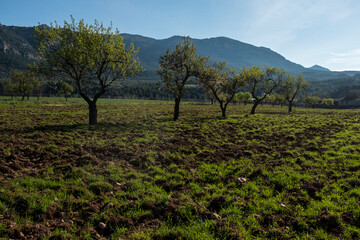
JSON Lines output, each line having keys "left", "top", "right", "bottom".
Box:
{"left": 288, "top": 102, "right": 293, "bottom": 113}
{"left": 66, "top": 97, "right": 68, "bottom": 102}
{"left": 89, "top": 102, "right": 97, "bottom": 125}
{"left": 173, "top": 98, "right": 181, "bottom": 121}
{"left": 251, "top": 101, "right": 260, "bottom": 114}
{"left": 220, "top": 103, "right": 226, "bottom": 118}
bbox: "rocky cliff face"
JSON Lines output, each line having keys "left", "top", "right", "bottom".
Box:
{"left": 0, "top": 25, "right": 38, "bottom": 77}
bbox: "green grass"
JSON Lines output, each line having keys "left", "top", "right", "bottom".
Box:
{"left": 0, "top": 100, "right": 360, "bottom": 239}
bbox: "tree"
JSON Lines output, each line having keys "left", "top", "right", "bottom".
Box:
{"left": 199, "top": 62, "right": 244, "bottom": 118}
{"left": 234, "top": 92, "right": 252, "bottom": 105}
{"left": 204, "top": 87, "right": 216, "bottom": 104}
{"left": 243, "top": 66, "right": 285, "bottom": 114}
{"left": 35, "top": 16, "right": 141, "bottom": 125}
{"left": 266, "top": 94, "right": 277, "bottom": 107}
{"left": 304, "top": 96, "right": 320, "bottom": 107}
{"left": 321, "top": 98, "right": 334, "bottom": 106}
{"left": 5, "top": 80, "right": 17, "bottom": 100}
{"left": 275, "top": 93, "right": 286, "bottom": 107}
{"left": 8, "top": 69, "right": 39, "bottom": 101}
{"left": 281, "top": 74, "right": 308, "bottom": 112}
{"left": 32, "top": 79, "right": 41, "bottom": 101}
{"left": 157, "top": 37, "right": 208, "bottom": 121}
{"left": 59, "top": 82, "right": 74, "bottom": 102}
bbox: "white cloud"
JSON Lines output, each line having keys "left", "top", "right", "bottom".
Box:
{"left": 326, "top": 49, "right": 360, "bottom": 70}
{"left": 330, "top": 49, "right": 360, "bottom": 58}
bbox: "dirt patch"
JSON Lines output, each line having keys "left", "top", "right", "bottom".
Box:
{"left": 316, "top": 210, "right": 343, "bottom": 235}
{"left": 302, "top": 180, "right": 324, "bottom": 200}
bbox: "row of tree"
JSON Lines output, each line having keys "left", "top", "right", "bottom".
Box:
{"left": 158, "top": 37, "right": 309, "bottom": 120}
{"left": 4, "top": 70, "right": 75, "bottom": 101}
{"left": 4, "top": 17, "right": 310, "bottom": 125}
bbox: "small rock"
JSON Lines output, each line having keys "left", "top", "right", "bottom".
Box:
{"left": 54, "top": 197, "right": 59, "bottom": 202}
{"left": 237, "top": 177, "right": 247, "bottom": 183}
{"left": 101, "top": 202, "right": 114, "bottom": 212}
{"left": 213, "top": 213, "right": 221, "bottom": 220}
{"left": 98, "top": 222, "right": 106, "bottom": 230}
{"left": 18, "top": 232, "right": 25, "bottom": 238}
{"left": 65, "top": 219, "right": 74, "bottom": 224}
{"left": 116, "top": 182, "right": 122, "bottom": 187}
{"left": 280, "top": 203, "right": 286, "bottom": 207}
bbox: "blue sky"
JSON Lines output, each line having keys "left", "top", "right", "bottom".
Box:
{"left": 2, "top": 0, "right": 360, "bottom": 71}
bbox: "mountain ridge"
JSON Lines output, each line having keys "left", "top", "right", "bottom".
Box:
{"left": 0, "top": 24, "right": 357, "bottom": 81}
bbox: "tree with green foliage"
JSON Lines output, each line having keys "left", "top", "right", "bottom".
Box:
{"left": 275, "top": 93, "right": 286, "bottom": 107}
{"left": 59, "top": 82, "right": 74, "bottom": 102}
{"left": 281, "top": 74, "right": 308, "bottom": 112}
{"left": 234, "top": 92, "right": 252, "bottom": 105}
{"left": 304, "top": 96, "right": 320, "bottom": 107}
{"left": 32, "top": 79, "right": 41, "bottom": 101}
{"left": 199, "top": 62, "right": 244, "bottom": 118}
{"left": 203, "top": 87, "right": 216, "bottom": 104}
{"left": 243, "top": 66, "right": 285, "bottom": 114}
{"left": 157, "top": 37, "right": 208, "bottom": 121}
{"left": 322, "top": 98, "right": 334, "bottom": 106}
{"left": 267, "top": 94, "right": 277, "bottom": 107}
{"left": 34, "top": 16, "right": 141, "bottom": 125}
{"left": 7, "top": 69, "right": 39, "bottom": 101}
{"left": 5, "top": 81, "right": 17, "bottom": 100}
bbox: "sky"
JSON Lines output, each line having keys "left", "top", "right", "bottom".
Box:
{"left": 1, "top": 0, "right": 360, "bottom": 71}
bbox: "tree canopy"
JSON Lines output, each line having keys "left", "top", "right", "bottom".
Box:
{"left": 59, "top": 82, "right": 74, "bottom": 102}
{"left": 6, "top": 69, "right": 39, "bottom": 100}
{"left": 199, "top": 61, "right": 244, "bottom": 117}
{"left": 243, "top": 66, "right": 286, "bottom": 114}
{"left": 281, "top": 74, "right": 308, "bottom": 112}
{"left": 34, "top": 16, "right": 141, "bottom": 124}
{"left": 157, "top": 37, "right": 208, "bottom": 120}
{"left": 234, "top": 92, "right": 253, "bottom": 105}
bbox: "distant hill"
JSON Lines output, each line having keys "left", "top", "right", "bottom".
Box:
{"left": 309, "top": 65, "right": 331, "bottom": 71}
{"left": 0, "top": 24, "right": 359, "bottom": 82}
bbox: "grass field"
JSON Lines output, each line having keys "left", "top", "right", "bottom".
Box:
{"left": 0, "top": 98, "right": 360, "bottom": 239}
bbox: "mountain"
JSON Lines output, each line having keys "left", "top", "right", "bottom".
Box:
{"left": 309, "top": 65, "right": 331, "bottom": 71}
{"left": 0, "top": 24, "right": 359, "bottom": 82}
{"left": 0, "top": 25, "right": 38, "bottom": 77}
{"left": 122, "top": 34, "right": 306, "bottom": 80}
